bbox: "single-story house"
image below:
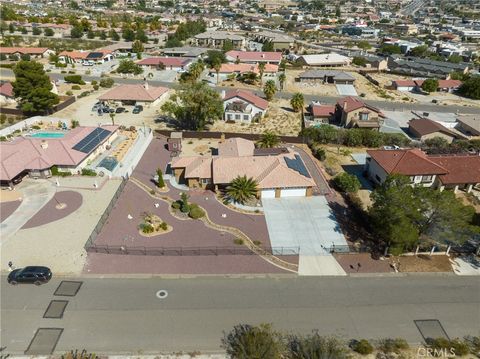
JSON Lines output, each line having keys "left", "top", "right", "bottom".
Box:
{"left": 193, "top": 31, "right": 245, "bottom": 50}
{"left": 137, "top": 57, "right": 192, "bottom": 71}
{"left": 336, "top": 97, "right": 385, "bottom": 130}
{"left": 408, "top": 118, "right": 466, "bottom": 143}
{"left": 59, "top": 50, "right": 114, "bottom": 64}
{"left": 392, "top": 79, "right": 462, "bottom": 93}
{"left": 366, "top": 148, "right": 480, "bottom": 193}
{"left": 225, "top": 50, "right": 282, "bottom": 64}
{"left": 98, "top": 83, "right": 170, "bottom": 106}
{"left": 222, "top": 90, "right": 268, "bottom": 123}
{"left": 456, "top": 116, "right": 480, "bottom": 137}
{"left": 388, "top": 56, "right": 470, "bottom": 77}
{"left": 0, "top": 126, "right": 118, "bottom": 187}
{"left": 304, "top": 103, "right": 336, "bottom": 128}
{"left": 296, "top": 53, "right": 351, "bottom": 67}
{"left": 0, "top": 47, "right": 52, "bottom": 58}
{"left": 170, "top": 137, "right": 315, "bottom": 197}
{"left": 210, "top": 63, "right": 278, "bottom": 79}
{"left": 0, "top": 82, "right": 15, "bottom": 105}
{"left": 160, "top": 47, "right": 210, "bottom": 58}
{"left": 297, "top": 70, "right": 356, "bottom": 84}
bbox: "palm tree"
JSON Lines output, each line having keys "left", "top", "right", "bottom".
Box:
{"left": 258, "top": 62, "right": 266, "bottom": 85}
{"left": 278, "top": 72, "right": 286, "bottom": 90}
{"left": 212, "top": 59, "right": 222, "bottom": 85}
{"left": 290, "top": 92, "right": 304, "bottom": 112}
{"left": 188, "top": 61, "right": 205, "bottom": 82}
{"left": 263, "top": 79, "right": 277, "bottom": 101}
{"left": 257, "top": 131, "right": 280, "bottom": 148}
{"left": 226, "top": 176, "right": 258, "bottom": 205}
{"left": 109, "top": 112, "right": 115, "bottom": 125}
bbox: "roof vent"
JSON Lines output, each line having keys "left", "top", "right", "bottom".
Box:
{"left": 40, "top": 140, "right": 48, "bottom": 149}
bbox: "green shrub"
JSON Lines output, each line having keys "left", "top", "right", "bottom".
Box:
{"left": 141, "top": 223, "right": 154, "bottom": 234}
{"left": 310, "top": 142, "right": 326, "bottom": 161}
{"left": 253, "top": 240, "right": 262, "bottom": 246}
{"left": 61, "top": 70, "right": 67, "bottom": 74}
{"left": 71, "top": 120, "right": 79, "bottom": 128}
{"left": 64, "top": 75, "right": 84, "bottom": 84}
{"left": 172, "top": 201, "right": 181, "bottom": 210}
{"left": 13, "top": 129, "right": 21, "bottom": 134}
{"left": 31, "top": 125, "right": 41, "bottom": 130}
{"left": 99, "top": 78, "right": 114, "bottom": 88}
{"left": 68, "top": 70, "right": 76, "bottom": 74}
{"left": 93, "top": 85, "right": 99, "bottom": 91}
{"left": 427, "top": 338, "right": 470, "bottom": 357}
{"left": 78, "top": 91, "right": 90, "bottom": 98}
{"left": 66, "top": 91, "right": 73, "bottom": 96}
{"left": 233, "top": 238, "right": 244, "bottom": 245}
{"left": 333, "top": 173, "right": 361, "bottom": 193}
{"left": 378, "top": 338, "right": 409, "bottom": 354}
{"left": 8, "top": 118, "right": 15, "bottom": 125}
{"left": 150, "top": 189, "right": 156, "bottom": 195}
{"left": 91, "top": 80, "right": 98, "bottom": 86}
{"left": 0, "top": 114, "right": 6, "bottom": 124}
{"left": 71, "top": 85, "right": 81, "bottom": 90}
{"left": 0, "top": 136, "right": 7, "bottom": 141}
{"left": 188, "top": 205, "right": 205, "bottom": 219}
{"left": 81, "top": 168, "right": 97, "bottom": 176}
{"left": 353, "top": 339, "right": 374, "bottom": 355}
{"left": 159, "top": 222, "right": 168, "bottom": 231}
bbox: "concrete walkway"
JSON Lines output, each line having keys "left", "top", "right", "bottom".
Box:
{"left": 298, "top": 255, "right": 347, "bottom": 276}
{"left": 0, "top": 179, "right": 56, "bottom": 243}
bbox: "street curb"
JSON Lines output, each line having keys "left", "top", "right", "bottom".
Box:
{"left": 349, "top": 271, "right": 457, "bottom": 277}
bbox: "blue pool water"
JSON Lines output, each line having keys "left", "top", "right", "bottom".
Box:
{"left": 31, "top": 132, "right": 65, "bottom": 138}
{"left": 98, "top": 156, "right": 119, "bottom": 171}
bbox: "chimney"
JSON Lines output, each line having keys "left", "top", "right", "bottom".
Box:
{"left": 343, "top": 100, "right": 347, "bottom": 111}
{"left": 221, "top": 90, "right": 226, "bottom": 99}
{"left": 261, "top": 54, "right": 265, "bottom": 58}
{"left": 144, "top": 80, "right": 149, "bottom": 91}
{"left": 40, "top": 140, "right": 48, "bottom": 149}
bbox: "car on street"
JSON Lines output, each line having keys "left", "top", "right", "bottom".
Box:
{"left": 132, "top": 105, "right": 143, "bottom": 114}
{"left": 115, "top": 107, "right": 126, "bottom": 113}
{"left": 7, "top": 266, "right": 52, "bottom": 285}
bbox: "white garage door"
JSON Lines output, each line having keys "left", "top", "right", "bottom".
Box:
{"left": 261, "top": 189, "right": 276, "bottom": 198}
{"left": 280, "top": 188, "right": 307, "bottom": 197}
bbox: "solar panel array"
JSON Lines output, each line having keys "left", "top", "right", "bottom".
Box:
{"left": 284, "top": 154, "right": 311, "bottom": 178}
{"left": 72, "top": 128, "right": 111, "bottom": 154}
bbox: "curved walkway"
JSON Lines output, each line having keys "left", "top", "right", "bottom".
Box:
{"left": 293, "top": 145, "right": 332, "bottom": 195}
{"left": 0, "top": 180, "right": 56, "bottom": 244}
{"left": 129, "top": 177, "right": 298, "bottom": 273}
{"left": 0, "top": 200, "right": 21, "bottom": 223}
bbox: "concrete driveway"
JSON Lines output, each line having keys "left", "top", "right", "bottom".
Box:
{"left": 262, "top": 197, "right": 348, "bottom": 276}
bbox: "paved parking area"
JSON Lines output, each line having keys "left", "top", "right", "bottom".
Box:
{"left": 336, "top": 84, "right": 358, "bottom": 96}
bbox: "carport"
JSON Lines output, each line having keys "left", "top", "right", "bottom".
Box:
{"left": 262, "top": 197, "right": 348, "bottom": 275}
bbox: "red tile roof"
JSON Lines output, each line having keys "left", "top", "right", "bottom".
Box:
{"left": 137, "top": 57, "right": 191, "bottom": 67}
{"left": 337, "top": 96, "right": 383, "bottom": 116}
{"left": 225, "top": 50, "right": 282, "bottom": 63}
{"left": 367, "top": 148, "right": 448, "bottom": 176}
{"left": 224, "top": 90, "right": 268, "bottom": 110}
{"left": 408, "top": 118, "right": 460, "bottom": 138}
{"left": 437, "top": 79, "right": 462, "bottom": 89}
{"left": 430, "top": 155, "right": 480, "bottom": 185}
{"left": 0, "top": 47, "right": 49, "bottom": 55}
{"left": 0, "top": 82, "right": 14, "bottom": 98}
{"left": 310, "top": 104, "right": 335, "bottom": 117}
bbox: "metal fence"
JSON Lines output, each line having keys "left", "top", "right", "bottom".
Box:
{"left": 86, "top": 245, "right": 301, "bottom": 256}
{"left": 83, "top": 176, "right": 128, "bottom": 250}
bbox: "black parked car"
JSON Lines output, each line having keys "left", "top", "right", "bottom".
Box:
{"left": 115, "top": 107, "right": 126, "bottom": 113}
{"left": 7, "top": 266, "right": 52, "bottom": 285}
{"left": 132, "top": 105, "right": 143, "bottom": 114}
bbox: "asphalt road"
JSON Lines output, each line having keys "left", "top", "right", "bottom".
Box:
{"left": 1, "top": 68, "right": 480, "bottom": 115}
{"left": 1, "top": 275, "right": 479, "bottom": 355}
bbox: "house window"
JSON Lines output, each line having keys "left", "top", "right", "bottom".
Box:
{"left": 409, "top": 176, "right": 415, "bottom": 183}
{"left": 235, "top": 114, "right": 241, "bottom": 120}
{"left": 359, "top": 112, "right": 369, "bottom": 121}
{"left": 375, "top": 174, "right": 381, "bottom": 182}
{"left": 201, "top": 178, "right": 211, "bottom": 184}
{"left": 243, "top": 115, "right": 249, "bottom": 121}
{"left": 422, "top": 175, "right": 433, "bottom": 182}
{"left": 227, "top": 114, "right": 232, "bottom": 121}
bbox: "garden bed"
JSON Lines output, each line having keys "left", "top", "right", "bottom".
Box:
{"left": 138, "top": 213, "right": 173, "bottom": 237}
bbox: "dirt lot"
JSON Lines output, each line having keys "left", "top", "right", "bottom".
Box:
{"left": 392, "top": 254, "right": 453, "bottom": 273}
{"left": 181, "top": 138, "right": 222, "bottom": 156}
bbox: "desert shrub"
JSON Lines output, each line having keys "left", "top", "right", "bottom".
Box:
{"left": 93, "top": 85, "right": 99, "bottom": 90}
{"left": 253, "top": 240, "right": 262, "bottom": 246}
{"left": 233, "top": 238, "right": 244, "bottom": 245}
{"left": 71, "top": 85, "right": 81, "bottom": 90}
{"left": 150, "top": 189, "right": 156, "bottom": 195}
{"left": 427, "top": 338, "right": 470, "bottom": 357}
{"left": 66, "top": 90, "right": 73, "bottom": 96}
{"left": 8, "top": 118, "right": 15, "bottom": 125}
{"left": 310, "top": 142, "right": 326, "bottom": 161}
{"left": 159, "top": 222, "right": 168, "bottom": 231}
{"left": 172, "top": 201, "right": 181, "bottom": 210}
{"left": 99, "top": 78, "right": 114, "bottom": 88}
{"left": 81, "top": 168, "right": 97, "bottom": 176}
{"left": 31, "top": 125, "right": 41, "bottom": 130}
{"left": 0, "top": 114, "right": 6, "bottom": 124}
{"left": 78, "top": 91, "right": 90, "bottom": 98}
{"left": 51, "top": 166, "right": 72, "bottom": 177}
{"left": 0, "top": 136, "right": 7, "bottom": 141}
{"left": 378, "top": 338, "right": 409, "bottom": 354}
{"left": 71, "top": 120, "right": 79, "bottom": 128}
{"left": 91, "top": 80, "right": 98, "bottom": 86}
{"left": 333, "top": 173, "right": 361, "bottom": 193}
{"left": 68, "top": 70, "right": 76, "bottom": 74}
{"left": 352, "top": 339, "right": 374, "bottom": 355}
{"left": 141, "top": 223, "right": 154, "bottom": 234}
{"left": 64, "top": 75, "right": 84, "bottom": 84}
{"left": 188, "top": 205, "right": 205, "bottom": 219}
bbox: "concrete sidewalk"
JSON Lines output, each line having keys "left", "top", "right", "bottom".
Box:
{"left": 0, "top": 179, "right": 56, "bottom": 242}
{"left": 298, "top": 255, "right": 347, "bottom": 276}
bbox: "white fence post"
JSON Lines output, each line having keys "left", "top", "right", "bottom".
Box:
{"left": 446, "top": 245, "right": 451, "bottom": 256}
{"left": 430, "top": 246, "right": 435, "bottom": 256}
{"left": 415, "top": 246, "right": 419, "bottom": 255}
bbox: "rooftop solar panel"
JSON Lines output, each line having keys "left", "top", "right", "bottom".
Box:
{"left": 284, "top": 155, "right": 311, "bottom": 178}
{"left": 72, "top": 128, "right": 111, "bottom": 154}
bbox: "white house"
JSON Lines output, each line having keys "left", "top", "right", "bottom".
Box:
{"left": 222, "top": 90, "right": 268, "bottom": 123}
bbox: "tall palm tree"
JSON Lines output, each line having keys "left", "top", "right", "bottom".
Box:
{"left": 257, "top": 131, "right": 280, "bottom": 148}
{"left": 263, "top": 79, "right": 277, "bottom": 101}
{"left": 189, "top": 61, "right": 205, "bottom": 82}
{"left": 109, "top": 112, "right": 115, "bottom": 125}
{"left": 290, "top": 92, "right": 304, "bottom": 112}
{"left": 258, "top": 62, "right": 266, "bottom": 85}
{"left": 278, "top": 72, "right": 286, "bottom": 90}
{"left": 212, "top": 59, "right": 222, "bottom": 85}
{"left": 226, "top": 176, "right": 258, "bottom": 205}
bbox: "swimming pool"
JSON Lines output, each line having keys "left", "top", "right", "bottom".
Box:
{"left": 98, "top": 156, "right": 119, "bottom": 171}
{"left": 30, "top": 132, "right": 65, "bottom": 138}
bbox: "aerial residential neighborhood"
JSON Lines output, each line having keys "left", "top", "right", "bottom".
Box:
{"left": 0, "top": 0, "right": 479, "bottom": 357}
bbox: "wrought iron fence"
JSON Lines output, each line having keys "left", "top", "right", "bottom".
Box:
{"left": 86, "top": 245, "right": 301, "bottom": 256}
